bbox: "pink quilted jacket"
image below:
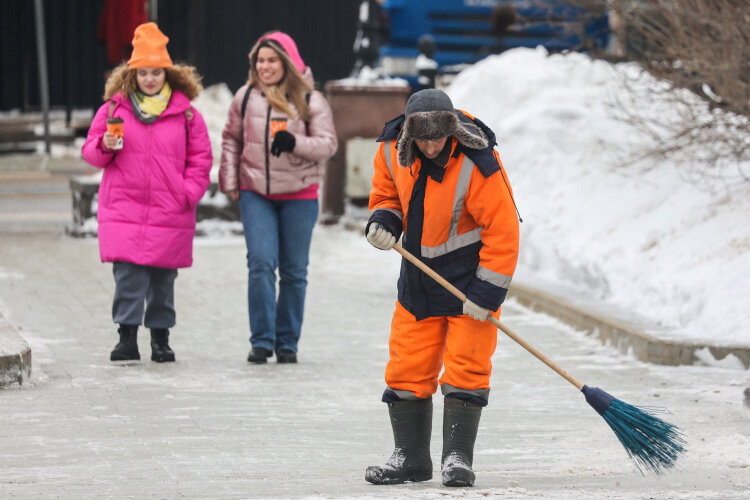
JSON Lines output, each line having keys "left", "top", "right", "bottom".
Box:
{"left": 81, "top": 91, "right": 213, "bottom": 269}
{"left": 219, "top": 70, "right": 338, "bottom": 196}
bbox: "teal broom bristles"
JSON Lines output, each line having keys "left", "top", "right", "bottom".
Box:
{"left": 582, "top": 385, "right": 687, "bottom": 474}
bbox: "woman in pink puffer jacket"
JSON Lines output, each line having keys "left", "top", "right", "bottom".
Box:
{"left": 220, "top": 31, "right": 337, "bottom": 364}
{"left": 82, "top": 23, "right": 212, "bottom": 364}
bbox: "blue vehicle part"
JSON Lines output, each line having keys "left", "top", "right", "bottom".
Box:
{"left": 377, "top": 0, "right": 609, "bottom": 86}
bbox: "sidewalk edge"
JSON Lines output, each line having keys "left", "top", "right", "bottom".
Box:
{"left": 0, "top": 313, "right": 32, "bottom": 387}
{"left": 509, "top": 280, "right": 750, "bottom": 369}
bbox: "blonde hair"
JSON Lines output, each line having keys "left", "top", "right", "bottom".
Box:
{"left": 248, "top": 37, "right": 312, "bottom": 121}
{"left": 103, "top": 62, "right": 204, "bottom": 101}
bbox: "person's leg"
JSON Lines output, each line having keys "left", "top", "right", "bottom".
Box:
{"left": 384, "top": 301, "right": 447, "bottom": 399}
{"left": 145, "top": 267, "right": 178, "bottom": 363}
{"left": 110, "top": 262, "right": 150, "bottom": 361}
{"left": 438, "top": 309, "right": 500, "bottom": 487}
{"left": 366, "top": 301, "right": 446, "bottom": 485}
{"left": 239, "top": 190, "right": 279, "bottom": 356}
{"left": 144, "top": 267, "right": 178, "bottom": 329}
{"left": 274, "top": 198, "right": 318, "bottom": 357}
{"left": 112, "top": 261, "right": 150, "bottom": 326}
{"left": 440, "top": 310, "right": 498, "bottom": 404}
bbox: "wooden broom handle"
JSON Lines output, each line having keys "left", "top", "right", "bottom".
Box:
{"left": 393, "top": 242, "right": 583, "bottom": 390}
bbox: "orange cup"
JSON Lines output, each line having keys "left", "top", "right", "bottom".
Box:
{"left": 270, "top": 117, "right": 287, "bottom": 137}
{"left": 106, "top": 117, "right": 124, "bottom": 150}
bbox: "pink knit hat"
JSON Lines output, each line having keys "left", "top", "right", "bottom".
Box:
{"left": 259, "top": 31, "right": 306, "bottom": 75}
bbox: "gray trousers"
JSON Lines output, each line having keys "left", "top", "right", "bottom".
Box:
{"left": 112, "top": 261, "right": 178, "bottom": 328}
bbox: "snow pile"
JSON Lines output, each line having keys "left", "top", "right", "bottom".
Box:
{"left": 447, "top": 47, "right": 750, "bottom": 347}
{"left": 192, "top": 82, "right": 234, "bottom": 166}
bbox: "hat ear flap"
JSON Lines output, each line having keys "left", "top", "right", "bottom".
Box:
{"left": 396, "top": 132, "right": 418, "bottom": 167}
{"left": 453, "top": 120, "right": 489, "bottom": 150}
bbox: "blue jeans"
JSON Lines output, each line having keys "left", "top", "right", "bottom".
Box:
{"left": 239, "top": 190, "right": 318, "bottom": 353}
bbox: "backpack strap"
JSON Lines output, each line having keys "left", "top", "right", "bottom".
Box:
{"left": 241, "top": 86, "right": 251, "bottom": 119}
{"left": 304, "top": 92, "right": 311, "bottom": 136}
{"left": 107, "top": 100, "right": 116, "bottom": 118}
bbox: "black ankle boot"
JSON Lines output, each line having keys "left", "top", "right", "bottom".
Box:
{"left": 110, "top": 324, "right": 140, "bottom": 361}
{"left": 365, "top": 398, "right": 433, "bottom": 485}
{"left": 247, "top": 346, "right": 272, "bottom": 364}
{"left": 276, "top": 349, "right": 297, "bottom": 364}
{"left": 150, "top": 328, "right": 175, "bottom": 363}
{"left": 441, "top": 398, "right": 482, "bottom": 487}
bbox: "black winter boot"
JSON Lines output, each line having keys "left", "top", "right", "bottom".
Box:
{"left": 276, "top": 349, "right": 297, "bottom": 364}
{"left": 110, "top": 324, "right": 140, "bottom": 361}
{"left": 441, "top": 398, "right": 482, "bottom": 487}
{"left": 150, "top": 328, "right": 175, "bottom": 363}
{"left": 365, "top": 398, "right": 433, "bottom": 485}
{"left": 247, "top": 346, "right": 272, "bottom": 364}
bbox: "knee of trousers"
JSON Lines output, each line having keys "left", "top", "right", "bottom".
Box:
{"left": 384, "top": 303, "right": 446, "bottom": 399}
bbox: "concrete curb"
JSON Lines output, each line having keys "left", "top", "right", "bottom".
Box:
{"left": 0, "top": 313, "right": 32, "bottom": 387}
{"left": 509, "top": 279, "right": 750, "bottom": 369}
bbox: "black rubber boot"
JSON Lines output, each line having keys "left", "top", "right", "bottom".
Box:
{"left": 150, "top": 328, "right": 175, "bottom": 363}
{"left": 110, "top": 324, "right": 140, "bottom": 361}
{"left": 365, "top": 398, "right": 433, "bottom": 485}
{"left": 441, "top": 398, "right": 482, "bottom": 487}
{"left": 247, "top": 346, "right": 272, "bottom": 364}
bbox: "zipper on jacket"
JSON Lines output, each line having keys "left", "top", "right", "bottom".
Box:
{"left": 264, "top": 104, "right": 272, "bottom": 195}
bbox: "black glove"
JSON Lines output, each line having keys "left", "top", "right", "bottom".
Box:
{"left": 270, "top": 130, "right": 296, "bottom": 157}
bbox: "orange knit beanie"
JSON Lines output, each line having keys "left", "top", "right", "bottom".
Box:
{"left": 127, "top": 22, "right": 173, "bottom": 69}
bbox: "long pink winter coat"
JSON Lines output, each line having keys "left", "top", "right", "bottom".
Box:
{"left": 81, "top": 90, "right": 213, "bottom": 269}
{"left": 219, "top": 70, "right": 338, "bottom": 195}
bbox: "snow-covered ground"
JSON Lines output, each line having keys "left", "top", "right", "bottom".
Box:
{"left": 445, "top": 47, "right": 750, "bottom": 350}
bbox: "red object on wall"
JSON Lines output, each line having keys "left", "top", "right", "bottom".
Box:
{"left": 97, "top": 0, "right": 148, "bottom": 66}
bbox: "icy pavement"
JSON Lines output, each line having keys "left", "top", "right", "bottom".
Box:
{"left": 1, "top": 227, "right": 749, "bottom": 499}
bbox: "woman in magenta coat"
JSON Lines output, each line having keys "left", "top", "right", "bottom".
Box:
{"left": 82, "top": 23, "right": 212, "bottom": 363}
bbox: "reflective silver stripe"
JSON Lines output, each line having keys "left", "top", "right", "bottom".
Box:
{"left": 369, "top": 207, "right": 403, "bottom": 220}
{"left": 441, "top": 383, "right": 490, "bottom": 400}
{"left": 476, "top": 265, "right": 512, "bottom": 289}
{"left": 421, "top": 227, "right": 481, "bottom": 258}
{"left": 386, "top": 386, "right": 422, "bottom": 400}
{"left": 383, "top": 140, "right": 394, "bottom": 182}
{"left": 420, "top": 154, "right": 479, "bottom": 259}
{"left": 449, "top": 155, "right": 475, "bottom": 239}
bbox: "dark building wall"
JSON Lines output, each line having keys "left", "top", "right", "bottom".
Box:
{"left": 1, "top": 0, "right": 359, "bottom": 111}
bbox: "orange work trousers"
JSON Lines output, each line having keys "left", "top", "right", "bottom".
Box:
{"left": 385, "top": 300, "right": 500, "bottom": 400}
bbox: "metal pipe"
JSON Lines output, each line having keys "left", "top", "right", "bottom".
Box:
{"left": 33, "top": 0, "right": 51, "bottom": 156}
{"left": 150, "top": 0, "right": 158, "bottom": 22}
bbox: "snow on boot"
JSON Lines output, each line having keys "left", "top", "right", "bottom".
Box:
{"left": 365, "top": 398, "right": 433, "bottom": 485}
{"left": 110, "top": 324, "right": 140, "bottom": 361}
{"left": 441, "top": 397, "right": 482, "bottom": 487}
{"left": 150, "top": 328, "right": 175, "bottom": 363}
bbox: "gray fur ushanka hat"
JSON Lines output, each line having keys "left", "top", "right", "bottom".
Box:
{"left": 396, "top": 89, "right": 488, "bottom": 167}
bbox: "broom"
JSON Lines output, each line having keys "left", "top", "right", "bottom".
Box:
{"left": 393, "top": 242, "right": 686, "bottom": 475}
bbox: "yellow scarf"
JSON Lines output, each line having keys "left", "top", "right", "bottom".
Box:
{"left": 131, "top": 82, "right": 172, "bottom": 122}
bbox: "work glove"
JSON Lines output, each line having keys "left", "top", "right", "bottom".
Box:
{"left": 366, "top": 223, "right": 397, "bottom": 250}
{"left": 463, "top": 299, "right": 490, "bottom": 321}
{"left": 270, "top": 130, "right": 296, "bottom": 157}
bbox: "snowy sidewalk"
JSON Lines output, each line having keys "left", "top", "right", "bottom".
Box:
{"left": 1, "top": 229, "right": 749, "bottom": 498}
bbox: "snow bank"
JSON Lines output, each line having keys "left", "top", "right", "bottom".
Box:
{"left": 447, "top": 47, "right": 750, "bottom": 347}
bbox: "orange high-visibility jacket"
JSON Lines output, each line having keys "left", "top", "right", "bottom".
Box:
{"left": 368, "top": 112, "right": 520, "bottom": 320}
